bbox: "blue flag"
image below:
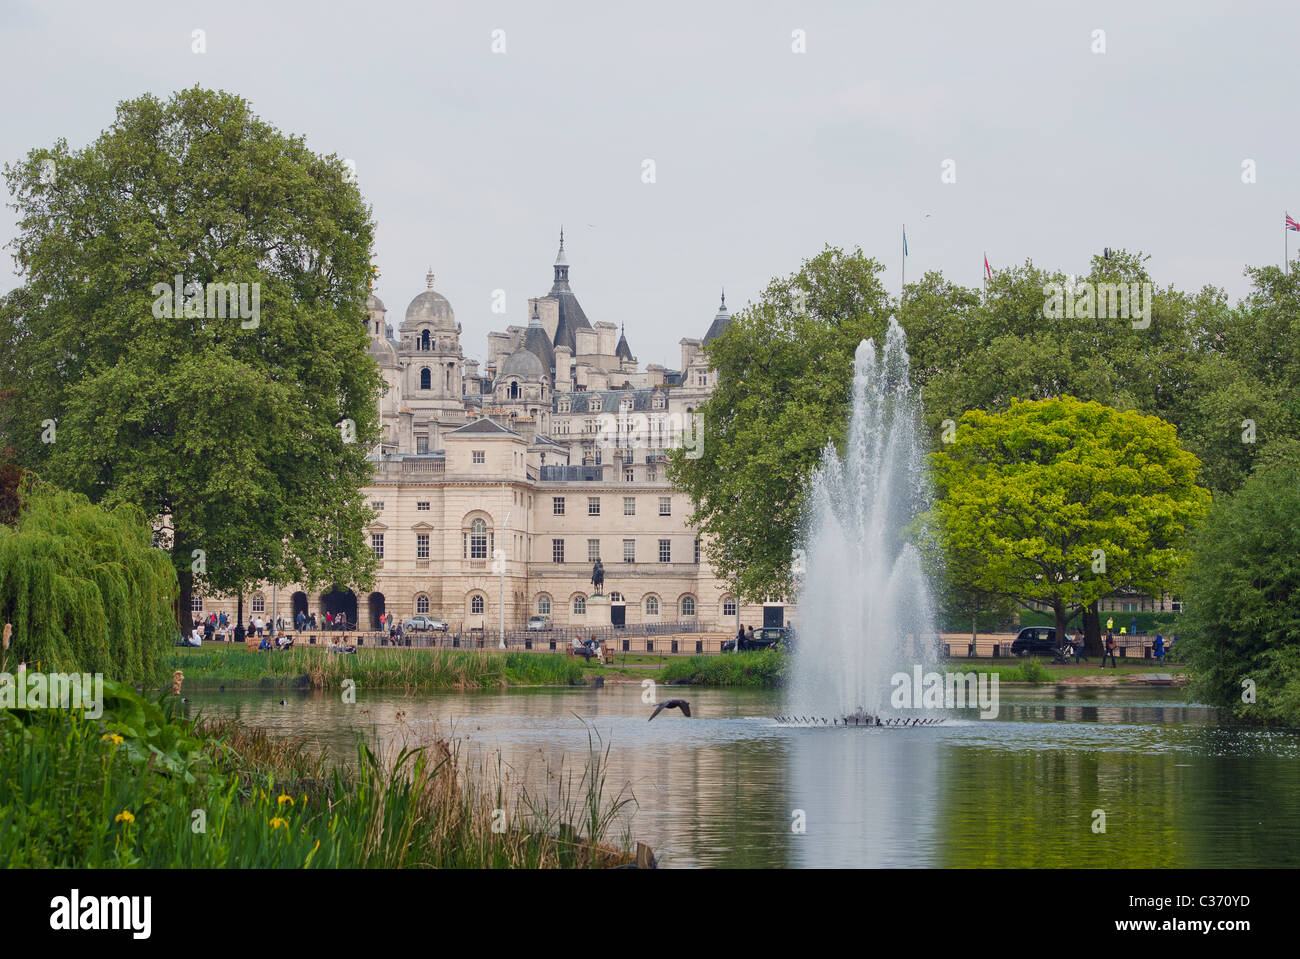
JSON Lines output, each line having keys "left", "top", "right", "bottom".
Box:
{"left": 903, "top": 226, "right": 908, "bottom": 256}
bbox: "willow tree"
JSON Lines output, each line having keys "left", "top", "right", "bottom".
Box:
{"left": 0, "top": 87, "right": 381, "bottom": 624}
{"left": 0, "top": 480, "right": 177, "bottom": 682}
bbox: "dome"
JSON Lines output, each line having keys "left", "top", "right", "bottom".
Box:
{"left": 500, "top": 345, "right": 545, "bottom": 380}
{"left": 368, "top": 336, "right": 398, "bottom": 368}
{"left": 402, "top": 269, "right": 457, "bottom": 332}
{"left": 366, "top": 293, "right": 386, "bottom": 312}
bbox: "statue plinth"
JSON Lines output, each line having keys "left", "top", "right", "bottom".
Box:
{"left": 586, "top": 594, "right": 611, "bottom": 623}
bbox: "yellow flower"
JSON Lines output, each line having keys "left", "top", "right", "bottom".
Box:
{"left": 101, "top": 733, "right": 124, "bottom": 745}
{"left": 277, "top": 794, "right": 294, "bottom": 807}
{"left": 269, "top": 817, "right": 288, "bottom": 829}
{"left": 114, "top": 810, "right": 135, "bottom": 824}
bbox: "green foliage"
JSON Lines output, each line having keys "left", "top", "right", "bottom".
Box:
{"left": 1018, "top": 608, "right": 1179, "bottom": 634}
{"left": 668, "top": 246, "right": 893, "bottom": 602}
{"left": 1181, "top": 456, "right": 1300, "bottom": 724}
{"left": 0, "top": 480, "right": 176, "bottom": 682}
{"left": 0, "top": 87, "right": 381, "bottom": 614}
{"left": 926, "top": 397, "right": 1211, "bottom": 636}
{"left": 659, "top": 648, "right": 788, "bottom": 687}
{"left": 1009, "top": 657, "right": 1051, "bottom": 683}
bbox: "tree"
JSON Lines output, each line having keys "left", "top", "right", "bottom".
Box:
{"left": 1180, "top": 456, "right": 1300, "bottom": 724}
{"left": 0, "top": 88, "right": 381, "bottom": 625}
{"left": 0, "top": 479, "right": 177, "bottom": 682}
{"left": 667, "top": 246, "right": 893, "bottom": 602}
{"left": 926, "top": 396, "right": 1211, "bottom": 647}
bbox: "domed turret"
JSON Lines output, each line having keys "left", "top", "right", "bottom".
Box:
{"left": 702, "top": 289, "right": 730, "bottom": 345}
{"left": 403, "top": 268, "right": 457, "bottom": 332}
{"left": 500, "top": 345, "right": 545, "bottom": 380}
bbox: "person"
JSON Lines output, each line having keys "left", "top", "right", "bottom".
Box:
{"left": 1130, "top": 616, "right": 1139, "bottom": 638}
{"left": 309, "top": 612, "right": 317, "bottom": 630}
{"left": 296, "top": 610, "right": 305, "bottom": 632}
{"left": 1106, "top": 616, "right": 1114, "bottom": 632}
{"left": 1102, "top": 630, "right": 1117, "bottom": 668}
{"left": 1153, "top": 633, "right": 1165, "bottom": 666}
{"left": 276, "top": 632, "right": 293, "bottom": 650}
{"left": 258, "top": 634, "right": 272, "bottom": 651}
{"left": 203, "top": 618, "right": 215, "bottom": 643}
{"left": 1073, "top": 627, "right": 1088, "bottom": 663}
{"left": 187, "top": 626, "right": 203, "bottom": 647}
{"left": 735, "top": 625, "right": 745, "bottom": 649}
{"left": 219, "top": 610, "right": 228, "bottom": 629}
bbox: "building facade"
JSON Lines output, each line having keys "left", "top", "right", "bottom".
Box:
{"left": 201, "top": 235, "right": 793, "bottom": 634}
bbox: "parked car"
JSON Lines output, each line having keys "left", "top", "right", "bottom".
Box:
{"left": 1010, "top": 626, "right": 1059, "bottom": 657}
{"left": 722, "top": 626, "right": 792, "bottom": 652}
{"left": 403, "top": 616, "right": 448, "bottom": 632}
{"left": 526, "top": 615, "right": 552, "bottom": 631}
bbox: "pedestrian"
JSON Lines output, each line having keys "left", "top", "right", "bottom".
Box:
{"left": 1153, "top": 633, "right": 1165, "bottom": 666}
{"left": 325, "top": 611, "right": 333, "bottom": 629}
{"left": 1102, "top": 630, "right": 1117, "bottom": 668}
{"left": 310, "top": 612, "right": 318, "bottom": 630}
{"left": 1073, "top": 627, "right": 1088, "bottom": 663}
{"left": 296, "top": 610, "right": 305, "bottom": 632}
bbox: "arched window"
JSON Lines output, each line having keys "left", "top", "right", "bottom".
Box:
{"left": 446, "top": 365, "right": 453, "bottom": 391}
{"left": 416, "top": 594, "right": 430, "bottom": 614}
{"left": 644, "top": 595, "right": 660, "bottom": 616}
{"left": 251, "top": 594, "right": 266, "bottom": 613}
{"left": 421, "top": 330, "right": 431, "bottom": 350}
{"left": 681, "top": 595, "right": 696, "bottom": 617}
{"left": 420, "top": 367, "right": 432, "bottom": 390}
{"left": 471, "top": 594, "right": 485, "bottom": 614}
{"left": 191, "top": 595, "right": 204, "bottom": 612}
{"left": 573, "top": 595, "right": 587, "bottom": 615}
{"left": 722, "top": 596, "right": 738, "bottom": 618}
{"left": 510, "top": 381, "right": 519, "bottom": 399}
{"left": 537, "top": 595, "right": 552, "bottom": 616}
{"left": 470, "top": 518, "right": 488, "bottom": 559}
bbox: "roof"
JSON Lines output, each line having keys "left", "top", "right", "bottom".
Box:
{"left": 615, "top": 327, "right": 634, "bottom": 362}
{"left": 449, "top": 417, "right": 521, "bottom": 436}
{"left": 499, "top": 345, "right": 545, "bottom": 380}
{"left": 367, "top": 293, "right": 386, "bottom": 312}
{"left": 402, "top": 270, "right": 456, "bottom": 332}
{"left": 702, "top": 292, "right": 731, "bottom": 345}
{"left": 524, "top": 311, "right": 555, "bottom": 374}
{"left": 554, "top": 388, "right": 669, "bottom": 414}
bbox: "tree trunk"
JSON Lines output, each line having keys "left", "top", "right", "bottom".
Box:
{"left": 176, "top": 564, "right": 193, "bottom": 633}
{"left": 1053, "top": 602, "right": 1068, "bottom": 653}
{"left": 1084, "top": 602, "right": 1102, "bottom": 656}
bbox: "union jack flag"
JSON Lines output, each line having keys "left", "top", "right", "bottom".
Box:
{"left": 1287, "top": 212, "right": 1300, "bottom": 232}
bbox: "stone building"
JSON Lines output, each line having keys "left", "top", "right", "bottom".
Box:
{"left": 199, "top": 235, "right": 794, "bottom": 635}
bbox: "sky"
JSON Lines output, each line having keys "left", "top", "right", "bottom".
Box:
{"left": 2, "top": 0, "right": 1298, "bottom": 369}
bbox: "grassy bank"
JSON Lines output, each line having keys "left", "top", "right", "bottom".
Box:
{"left": 0, "top": 680, "right": 640, "bottom": 867}
{"left": 166, "top": 645, "right": 586, "bottom": 690}
{"left": 659, "top": 649, "right": 788, "bottom": 688}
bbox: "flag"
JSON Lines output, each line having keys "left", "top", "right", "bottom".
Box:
{"left": 1287, "top": 212, "right": 1300, "bottom": 232}
{"left": 984, "top": 253, "right": 992, "bottom": 281}
{"left": 903, "top": 226, "right": 908, "bottom": 256}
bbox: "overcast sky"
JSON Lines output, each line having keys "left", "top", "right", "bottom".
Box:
{"left": 3, "top": 0, "right": 1298, "bottom": 368}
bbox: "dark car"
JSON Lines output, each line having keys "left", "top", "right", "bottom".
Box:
{"left": 1010, "top": 626, "right": 1059, "bottom": 657}
{"left": 722, "top": 626, "right": 793, "bottom": 652}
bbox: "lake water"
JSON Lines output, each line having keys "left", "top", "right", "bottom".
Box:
{"left": 186, "top": 685, "right": 1300, "bottom": 868}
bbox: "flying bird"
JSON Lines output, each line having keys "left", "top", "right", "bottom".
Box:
{"left": 648, "top": 699, "right": 691, "bottom": 721}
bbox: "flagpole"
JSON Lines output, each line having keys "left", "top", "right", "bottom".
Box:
{"left": 1287, "top": 212, "right": 1290, "bottom": 275}
{"left": 901, "top": 223, "right": 906, "bottom": 298}
{"left": 983, "top": 251, "right": 987, "bottom": 298}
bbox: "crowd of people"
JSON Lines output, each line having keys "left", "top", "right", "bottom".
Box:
{"left": 183, "top": 607, "right": 361, "bottom": 651}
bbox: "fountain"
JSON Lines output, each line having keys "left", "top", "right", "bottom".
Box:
{"left": 786, "top": 317, "right": 939, "bottom": 725}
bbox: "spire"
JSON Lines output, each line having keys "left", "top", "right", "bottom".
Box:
{"left": 703, "top": 288, "right": 732, "bottom": 345}
{"left": 555, "top": 227, "right": 567, "bottom": 267}
{"left": 720, "top": 287, "right": 726, "bottom": 311}
{"left": 616, "top": 322, "right": 634, "bottom": 363}
{"left": 426, "top": 267, "right": 435, "bottom": 290}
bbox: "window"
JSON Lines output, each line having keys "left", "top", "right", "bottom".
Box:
{"left": 558, "top": 396, "right": 570, "bottom": 413}
{"left": 417, "top": 501, "right": 430, "bottom": 511}
{"left": 416, "top": 594, "right": 430, "bottom": 614}
{"left": 372, "top": 532, "right": 385, "bottom": 560}
{"left": 471, "top": 595, "right": 485, "bottom": 614}
{"left": 659, "top": 496, "right": 671, "bottom": 516}
{"left": 552, "top": 539, "right": 565, "bottom": 563}
{"left": 573, "top": 595, "right": 586, "bottom": 615}
{"left": 623, "top": 497, "right": 636, "bottom": 516}
{"left": 624, "top": 468, "right": 635, "bottom": 482}
{"left": 694, "top": 538, "right": 701, "bottom": 564}
{"left": 416, "top": 434, "right": 429, "bottom": 454}
{"left": 420, "top": 368, "right": 431, "bottom": 389}
{"left": 472, "top": 450, "right": 486, "bottom": 464}
{"left": 653, "top": 394, "right": 666, "bottom": 410}
{"left": 538, "top": 595, "right": 552, "bottom": 616}
{"left": 191, "top": 595, "right": 204, "bottom": 612}
{"left": 647, "top": 467, "right": 657, "bottom": 482}
{"left": 470, "top": 518, "right": 488, "bottom": 559}
{"left": 645, "top": 595, "right": 659, "bottom": 616}
{"left": 1171, "top": 597, "right": 1183, "bottom": 612}
{"left": 659, "top": 539, "right": 671, "bottom": 563}
{"left": 588, "top": 539, "right": 601, "bottom": 562}
{"left": 723, "top": 597, "right": 738, "bottom": 617}
{"left": 416, "top": 533, "right": 430, "bottom": 559}
{"left": 251, "top": 594, "right": 265, "bottom": 613}
{"left": 681, "top": 595, "right": 696, "bottom": 617}
{"left": 371, "top": 501, "right": 384, "bottom": 512}
{"left": 421, "top": 330, "right": 430, "bottom": 350}
{"left": 588, "top": 496, "right": 600, "bottom": 516}
{"left": 622, "top": 538, "right": 636, "bottom": 563}
{"left": 1121, "top": 601, "right": 1138, "bottom": 612}
{"left": 553, "top": 496, "right": 565, "bottom": 515}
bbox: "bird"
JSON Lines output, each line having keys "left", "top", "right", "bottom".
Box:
{"left": 648, "top": 699, "right": 691, "bottom": 721}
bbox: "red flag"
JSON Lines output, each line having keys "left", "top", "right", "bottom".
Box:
{"left": 984, "top": 254, "right": 992, "bottom": 281}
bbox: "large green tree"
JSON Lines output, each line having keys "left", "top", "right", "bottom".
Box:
{"left": 0, "top": 87, "right": 381, "bottom": 623}
{"left": 1180, "top": 455, "right": 1300, "bottom": 724}
{"left": 925, "top": 396, "right": 1211, "bottom": 646}
{"left": 667, "top": 246, "right": 893, "bottom": 603}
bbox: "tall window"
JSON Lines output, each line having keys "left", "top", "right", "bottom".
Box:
{"left": 723, "top": 597, "right": 738, "bottom": 618}
{"left": 647, "top": 467, "right": 657, "bottom": 482}
{"left": 658, "top": 496, "right": 671, "bottom": 516}
{"left": 588, "top": 496, "right": 600, "bottom": 516}
{"left": 573, "top": 595, "right": 586, "bottom": 615}
{"left": 587, "top": 538, "right": 601, "bottom": 562}
{"left": 416, "top": 434, "right": 429, "bottom": 454}
{"left": 420, "top": 368, "right": 431, "bottom": 389}
{"left": 552, "top": 539, "right": 565, "bottom": 563}
{"left": 624, "top": 497, "right": 636, "bottom": 516}
{"left": 645, "top": 595, "right": 659, "bottom": 616}
{"left": 538, "top": 595, "right": 551, "bottom": 616}
{"left": 191, "top": 596, "right": 204, "bottom": 612}
{"left": 624, "top": 468, "right": 635, "bottom": 482}
{"left": 623, "top": 539, "right": 636, "bottom": 563}
{"left": 658, "top": 539, "right": 671, "bottom": 563}
{"left": 694, "top": 538, "right": 701, "bottom": 564}
{"left": 416, "top": 533, "right": 430, "bottom": 559}
{"left": 372, "top": 532, "right": 385, "bottom": 560}
{"left": 421, "top": 330, "right": 431, "bottom": 350}
{"left": 416, "top": 594, "right": 430, "bottom": 614}
{"left": 251, "top": 594, "right": 265, "bottom": 613}
{"left": 681, "top": 595, "right": 696, "bottom": 617}
{"left": 471, "top": 594, "right": 484, "bottom": 614}
{"left": 470, "top": 518, "right": 488, "bottom": 559}
{"left": 553, "top": 496, "right": 565, "bottom": 515}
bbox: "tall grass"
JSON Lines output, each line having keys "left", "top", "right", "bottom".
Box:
{"left": 660, "top": 649, "right": 788, "bottom": 688}
{"left": 0, "top": 681, "right": 640, "bottom": 868}
{"left": 166, "top": 645, "right": 585, "bottom": 691}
